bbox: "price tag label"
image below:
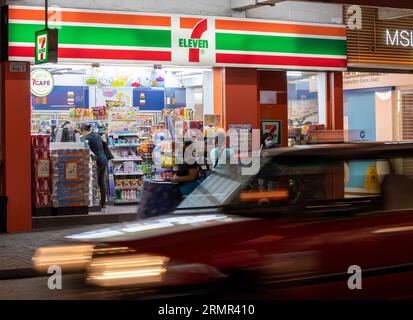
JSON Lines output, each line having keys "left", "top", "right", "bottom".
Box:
{"left": 37, "top": 159, "right": 50, "bottom": 178}
{"left": 65, "top": 162, "right": 78, "bottom": 181}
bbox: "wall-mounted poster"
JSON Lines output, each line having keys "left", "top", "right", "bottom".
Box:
{"left": 259, "top": 90, "right": 277, "bottom": 104}
{"left": 204, "top": 114, "right": 221, "bottom": 127}
{"left": 228, "top": 124, "right": 253, "bottom": 155}
{"left": 133, "top": 88, "right": 165, "bottom": 110}
{"left": 165, "top": 87, "right": 186, "bottom": 109}
{"left": 96, "top": 87, "right": 133, "bottom": 107}
{"left": 32, "top": 86, "right": 89, "bottom": 111}
{"left": 260, "top": 120, "right": 282, "bottom": 146}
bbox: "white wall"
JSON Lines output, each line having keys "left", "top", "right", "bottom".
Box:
{"left": 7, "top": 0, "right": 233, "bottom": 16}
{"left": 52, "top": 74, "right": 84, "bottom": 86}
{"left": 186, "top": 87, "right": 195, "bottom": 109}
{"left": 203, "top": 70, "right": 214, "bottom": 115}
{"left": 246, "top": 2, "right": 343, "bottom": 24}
{"left": 317, "top": 73, "right": 327, "bottom": 125}
{"left": 7, "top": 0, "right": 343, "bottom": 24}
{"left": 375, "top": 91, "right": 393, "bottom": 142}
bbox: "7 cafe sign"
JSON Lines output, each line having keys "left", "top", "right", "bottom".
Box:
{"left": 31, "top": 68, "right": 54, "bottom": 97}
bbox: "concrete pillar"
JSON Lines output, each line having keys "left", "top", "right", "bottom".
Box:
{"left": 1, "top": 61, "right": 32, "bottom": 232}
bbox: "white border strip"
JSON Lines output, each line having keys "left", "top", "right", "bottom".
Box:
{"left": 215, "top": 29, "right": 346, "bottom": 40}
{"left": 9, "top": 55, "right": 345, "bottom": 71}
{"left": 10, "top": 42, "right": 345, "bottom": 58}
{"left": 9, "top": 19, "right": 172, "bottom": 31}
{"left": 215, "top": 63, "right": 346, "bottom": 71}
{"left": 216, "top": 49, "right": 347, "bottom": 60}
{"left": 9, "top": 42, "right": 172, "bottom": 52}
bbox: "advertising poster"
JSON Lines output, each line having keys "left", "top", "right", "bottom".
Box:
{"left": 65, "top": 162, "right": 78, "bottom": 181}
{"left": 37, "top": 160, "right": 50, "bottom": 178}
{"left": 96, "top": 87, "right": 133, "bottom": 107}
{"left": 32, "top": 86, "right": 89, "bottom": 111}
{"left": 204, "top": 114, "right": 221, "bottom": 127}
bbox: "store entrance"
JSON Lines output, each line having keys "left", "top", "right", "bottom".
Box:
{"left": 30, "top": 64, "right": 219, "bottom": 218}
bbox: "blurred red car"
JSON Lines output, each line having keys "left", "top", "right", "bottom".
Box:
{"left": 33, "top": 142, "right": 413, "bottom": 299}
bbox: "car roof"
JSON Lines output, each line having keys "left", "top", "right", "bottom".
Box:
{"left": 262, "top": 142, "right": 413, "bottom": 161}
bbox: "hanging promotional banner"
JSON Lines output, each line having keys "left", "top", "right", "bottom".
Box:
{"left": 30, "top": 68, "right": 54, "bottom": 97}
{"left": 9, "top": 5, "right": 347, "bottom": 70}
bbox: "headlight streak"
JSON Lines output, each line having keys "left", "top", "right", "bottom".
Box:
{"left": 32, "top": 244, "right": 95, "bottom": 272}
{"left": 86, "top": 254, "right": 169, "bottom": 287}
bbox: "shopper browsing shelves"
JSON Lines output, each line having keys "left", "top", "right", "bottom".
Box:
{"left": 81, "top": 124, "right": 109, "bottom": 209}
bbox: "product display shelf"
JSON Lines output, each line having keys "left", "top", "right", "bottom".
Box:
{"left": 113, "top": 171, "right": 145, "bottom": 176}
{"left": 88, "top": 159, "right": 101, "bottom": 212}
{"left": 111, "top": 143, "right": 141, "bottom": 147}
{"left": 50, "top": 144, "right": 90, "bottom": 216}
{"left": 115, "top": 186, "right": 141, "bottom": 190}
{"left": 108, "top": 135, "right": 144, "bottom": 205}
{"left": 107, "top": 110, "right": 156, "bottom": 205}
{"left": 112, "top": 157, "right": 142, "bottom": 162}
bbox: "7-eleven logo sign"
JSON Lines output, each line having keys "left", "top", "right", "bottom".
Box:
{"left": 173, "top": 17, "right": 215, "bottom": 66}
{"left": 35, "top": 29, "right": 49, "bottom": 64}
{"left": 37, "top": 35, "right": 47, "bottom": 61}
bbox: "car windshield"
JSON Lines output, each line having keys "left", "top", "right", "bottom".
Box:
{"left": 177, "top": 155, "right": 413, "bottom": 215}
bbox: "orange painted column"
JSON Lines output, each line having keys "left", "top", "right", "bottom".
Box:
{"left": 326, "top": 72, "right": 344, "bottom": 131}
{"left": 223, "top": 68, "right": 259, "bottom": 130}
{"left": 258, "top": 70, "right": 288, "bottom": 147}
{"left": 332, "top": 72, "right": 344, "bottom": 130}
{"left": 2, "top": 61, "right": 32, "bottom": 232}
{"left": 326, "top": 72, "right": 345, "bottom": 199}
{"left": 213, "top": 67, "right": 224, "bottom": 128}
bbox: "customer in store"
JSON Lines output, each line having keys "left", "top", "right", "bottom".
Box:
{"left": 210, "top": 130, "right": 235, "bottom": 174}
{"left": 170, "top": 141, "right": 201, "bottom": 196}
{"left": 262, "top": 132, "right": 275, "bottom": 149}
{"left": 56, "top": 121, "right": 81, "bottom": 143}
{"left": 81, "top": 124, "right": 108, "bottom": 209}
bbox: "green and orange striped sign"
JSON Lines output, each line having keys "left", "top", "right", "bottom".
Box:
{"left": 8, "top": 5, "right": 347, "bottom": 70}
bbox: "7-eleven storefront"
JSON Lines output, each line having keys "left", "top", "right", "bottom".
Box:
{"left": 1, "top": 5, "right": 347, "bottom": 232}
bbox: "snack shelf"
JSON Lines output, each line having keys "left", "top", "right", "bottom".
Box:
{"left": 113, "top": 172, "right": 145, "bottom": 176}
{"left": 109, "top": 133, "right": 140, "bottom": 137}
{"left": 115, "top": 186, "right": 142, "bottom": 190}
{"left": 112, "top": 157, "right": 142, "bottom": 162}
{"left": 111, "top": 144, "right": 141, "bottom": 148}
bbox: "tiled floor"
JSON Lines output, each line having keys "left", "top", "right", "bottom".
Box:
{"left": 0, "top": 205, "right": 138, "bottom": 272}
{"left": 0, "top": 223, "right": 117, "bottom": 272}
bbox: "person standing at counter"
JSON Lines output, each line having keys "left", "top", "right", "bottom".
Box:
{"left": 210, "top": 131, "right": 235, "bottom": 173}
{"left": 81, "top": 124, "right": 109, "bottom": 209}
{"left": 170, "top": 141, "right": 200, "bottom": 196}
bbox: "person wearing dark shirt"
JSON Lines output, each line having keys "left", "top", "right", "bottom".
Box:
{"left": 170, "top": 141, "right": 200, "bottom": 196}
{"left": 81, "top": 124, "right": 108, "bottom": 209}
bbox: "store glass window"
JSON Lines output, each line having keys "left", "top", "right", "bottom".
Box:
{"left": 287, "top": 72, "right": 326, "bottom": 127}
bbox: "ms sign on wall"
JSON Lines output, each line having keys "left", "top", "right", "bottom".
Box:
{"left": 172, "top": 17, "right": 215, "bottom": 66}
